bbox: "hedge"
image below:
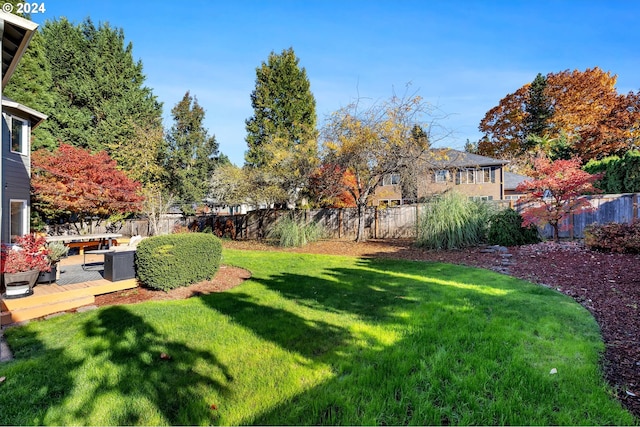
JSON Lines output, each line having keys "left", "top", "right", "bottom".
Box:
{"left": 135, "top": 233, "right": 222, "bottom": 291}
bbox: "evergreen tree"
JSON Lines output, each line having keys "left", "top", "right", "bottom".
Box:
{"left": 4, "top": 31, "right": 57, "bottom": 150}
{"left": 245, "top": 47, "right": 318, "bottom": 205}
{"left": 523, "top": 73, "right": 553, "bottom": 143}
{"left": 166, "top": 91, "right": 221, "bottom": 209}
{"left": 36, "top": 18, "right": 162, "bottom": 154}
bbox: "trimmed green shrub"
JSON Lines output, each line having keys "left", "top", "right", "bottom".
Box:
{"left": 487, "top": 208, "right": 540, "bottom": 247}
{"left": 267, "top": 215, "right": 326, "bottom": 247}
{"left": 416, "top": 191, "right": 494, "bottom": 250}
{"left": 584, "top": 220, "right": 640, "bottom": 253}
{"left": 136, "top": 233, "right": 222, "bottom": 291}
{"left": 584, "top": 150, "right": 640, "bottom": 193}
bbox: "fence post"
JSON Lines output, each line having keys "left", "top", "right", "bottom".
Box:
{"left": 338, "top": 209, "right": 343, "bottom": 239}
{"left": 374, "top": 208, "right": 378, "bottom": 239}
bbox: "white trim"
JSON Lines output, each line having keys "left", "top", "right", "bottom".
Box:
{"left": 7, "top": 113, "right": 30, "bottom": 155}
{"left": 9, "top": 199, "right": 28, "bottom": 242}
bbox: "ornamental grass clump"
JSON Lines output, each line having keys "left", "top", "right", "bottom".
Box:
{"left": 416, "top": 191, "right": 493, "bottom": 250}
{"left": 267, "top": 215, "right": 326, "bottom": 247}
{"left": 135, "top": 233, "right": 222, "bottom": 291}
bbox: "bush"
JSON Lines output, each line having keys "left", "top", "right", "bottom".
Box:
{"left": 487, "top": 208, "right": 540, "bottom": 247}
{"left": 136, "top": 233, "right": 222, "bottom": 291}
{"left": 267, "top": 215, "right": 325, "bottom": 247}
{"left": 416, "top": 191, "right": 494, "bottom": 250}
{"left": 584, "top": 220, "right": 640, "bottom": 253}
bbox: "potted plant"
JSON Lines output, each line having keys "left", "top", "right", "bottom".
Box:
{"left": 37, "top": 241, "right": 69, "bottom": 284}
{"left": 1, "top": 234, "right": 51, "bottom": 298}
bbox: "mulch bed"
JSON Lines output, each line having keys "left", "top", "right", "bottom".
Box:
{"left": 93, "top": 238, "right": 640, "bottom": 418}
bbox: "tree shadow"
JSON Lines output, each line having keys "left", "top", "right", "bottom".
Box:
{"left": 0, "top": 305, "right": 233, "bottom": 425}
{"left": 74, "top": 305, "right": 233, "bottom": 425}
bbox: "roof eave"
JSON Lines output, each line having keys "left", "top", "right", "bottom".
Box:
{"left": 1, "top": 11, "right": 38, "bottom": 89}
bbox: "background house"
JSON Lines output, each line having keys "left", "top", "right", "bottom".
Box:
{"left": 0, "top": 11, "right": 46, "bottom": 244}
{"left": 503, "top": 171, "right": 530, "bottom": 201}
{"left": 372, "top": 149, "right": 509, "bottom": 206}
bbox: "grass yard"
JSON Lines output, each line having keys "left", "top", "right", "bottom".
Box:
{"left": 0, "top": 249, "right": 635, "bottom": 425}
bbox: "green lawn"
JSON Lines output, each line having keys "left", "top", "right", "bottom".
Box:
{"left": 0, "top": 249, "right": 635, "bottom": 425}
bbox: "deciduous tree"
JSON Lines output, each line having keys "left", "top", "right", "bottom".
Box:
{"left": 306, "top": 164, "right": 357, "bottom": 208}
{"left": 516, "top": 156, "right": 602, "bottom": 242}
{"left": 479, "top": 67, "right": 640, "bottom": 164}
{"left": 322, "top": 91, "right": 433, "bottom": 241}
{"left": 31, "top": 144, "right": 143, "bottom": 232}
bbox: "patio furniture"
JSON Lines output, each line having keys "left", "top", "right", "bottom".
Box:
{"left": 83, "top": 249, "right": 114, "bottom": 270}
{"left": 104, "top": 250, "right": 136, "bottom": 281}
{"left": 46, "top": 233, "right": 123, "bottom": 256}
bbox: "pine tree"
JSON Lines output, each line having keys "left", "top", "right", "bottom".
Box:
{"left": 166, "top": 91, "right": 221, "bottom": 209}
{"left": 245, "top": 47, "right": 318, "bottom": 205}
{"left": 522, "top": 73, "right": 553, "bottom": 152}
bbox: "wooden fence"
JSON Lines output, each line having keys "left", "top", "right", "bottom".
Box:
{"left": 44, "top": 193, "right": 640, "bottom": 241}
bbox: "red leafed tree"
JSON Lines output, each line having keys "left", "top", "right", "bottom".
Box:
{"left": 516, "top": 156, "right": 602, "bottom": 242}
{"left": 307, "top": 164, "right": 357, "bottom": 208}
{"left": 31, "top": 144, "right": 144, "bottom": 230}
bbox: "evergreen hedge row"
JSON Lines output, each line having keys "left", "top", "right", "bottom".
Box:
{"left": 135, "top": 233, "right": 222, "bottom": 291}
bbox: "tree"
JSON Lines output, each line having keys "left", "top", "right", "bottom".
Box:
{"left": 4, "top": 31, "right": 57, "bottom": 150}
{"left": 31, "top": 144, "right": 143, "bottom": 232}
{"left": 522, "top": 73, "right": 553, "bottom": 152}
{"left": 25, "top": 18, "right": 163, "bottom": 159}
{"left": 479, "top": 67, "right": 640, "bottom": 164}
{"left": 166, "top": 91, "right": 223, "bottom": 211}
{"left": 516, "top": 156, "right": 602, "bottom": 242}
{"left": 245, "top": 47, "right": 318, "bottom": 205}
{"left": 322, "top": 91, "right": 432, "bottom": 241}
{"left": 584, "top": 150, "right": 640, "bottom": 193}
{"left": 107, "top": 119, "right": 169, "bottom": 187}
{"left": 306, "top": 164, "right": 357, "bottom": 208}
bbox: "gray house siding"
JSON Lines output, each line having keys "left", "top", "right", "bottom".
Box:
{"left": 1, "top": 112, "right": 31, "bottom": 242}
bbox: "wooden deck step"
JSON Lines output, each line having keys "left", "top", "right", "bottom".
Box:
{"left": 3, "top": 295, "right": 95, "bottom": 325}
{"left": 1, "top": 279, "right": 137, "bottom": 325}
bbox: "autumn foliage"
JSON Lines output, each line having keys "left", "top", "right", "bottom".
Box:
{"left": 31, "top": 144, "right": 144, "bottom": 224}
{"left": 479, "top": 67, "right": 640, "bottom": 163}
{"left": 516, "top": 156, "right": 602, "bottom": 241}
{"left": 307, "top": 164, "right": 357, "bottom": 208}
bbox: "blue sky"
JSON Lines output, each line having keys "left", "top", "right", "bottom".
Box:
{"left": 29, "top": 0, "right": 640, "bottom": 165}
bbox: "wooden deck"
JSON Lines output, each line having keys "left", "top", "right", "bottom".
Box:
{"left": 1, "top": 253, "right": 137, "bottom": 325}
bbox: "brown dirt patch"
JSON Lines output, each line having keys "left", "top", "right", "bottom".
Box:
{"left": 93, "top": 238, "right": 640, "bottom": 418}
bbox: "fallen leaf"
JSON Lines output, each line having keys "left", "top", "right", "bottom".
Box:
{"left": 210, "top": 404, "right": 218, "bottom": 410}
{"left": 626, "top": 390, "right": 637, "bottom": 397}
{"left": 549, "top": 368, "right": 558, "bottom": 375}
{"left": 0, "top": 376, "right": 5, "bottom": 384}
{"left": 160, "top": 353, "right": 171, "bottom": 360}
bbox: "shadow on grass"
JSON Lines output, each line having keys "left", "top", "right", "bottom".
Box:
{"left": 207, "top": 256, "right": 630, "bottom": 425}
{"left": 0, "top": 306, "right": 232, "bottom": 425}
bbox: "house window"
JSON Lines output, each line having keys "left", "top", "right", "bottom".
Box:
{"left": 457, "top": 169, "right": 476, "bottom": 184}
{"left": 382, "top": 174, "right": 400, "bottom": 186}
{"left": 379, "top": 199, "right": 401, "bottom": 208}
{"left": 474, "top": 167, "right": 495, "bottom": 183}
{"left": 10, "top": 200, "right": 28, "bottom": 243}
{"left": 9, "top": 116, "right": 29, "bottom": 155}
{"left": 469, "top": 195, "right": 494, "bottom": 201}
{"left": 434, "top": 170, "right": 449, "bottom": 183}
